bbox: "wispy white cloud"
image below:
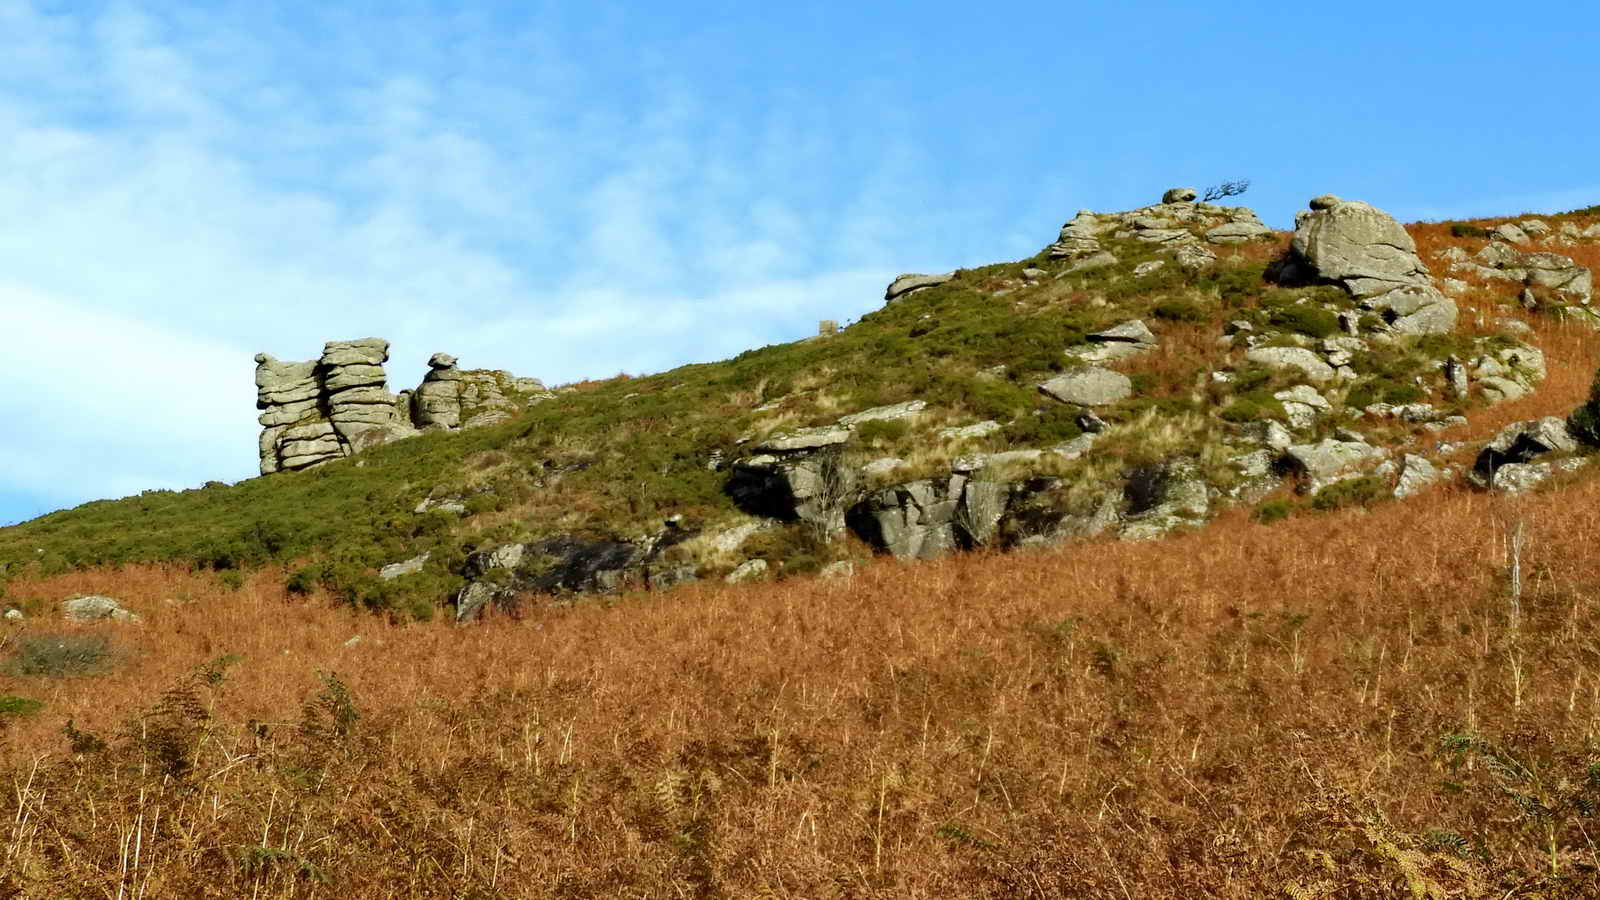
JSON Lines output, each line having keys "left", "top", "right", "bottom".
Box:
{"left": 0, "top": 1, "right": 963, "bottom": 520}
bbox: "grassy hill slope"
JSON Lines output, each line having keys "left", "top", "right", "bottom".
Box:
{"left": 4, "top": 200, "right": 1598, "bottom": 621}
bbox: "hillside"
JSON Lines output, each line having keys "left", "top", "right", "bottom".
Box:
{"left": 4, "top": 190, "right": 1598, "bottom": 622}
{"left": 4, "top": 189, "right": 1600, "bottom": 896}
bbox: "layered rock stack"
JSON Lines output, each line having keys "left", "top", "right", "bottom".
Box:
{"left": 255, "top": 338, "right": 414, "bottom": 474}
{"left": 255, "top": 340, "right": 551, "bottom": 475}
{"left": 413, "top": 353, "right": 551, "bottom": 431}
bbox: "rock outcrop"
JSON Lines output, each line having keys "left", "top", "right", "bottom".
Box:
{"left": 885, "top": 272, "right": 954, "bottom": 303}
{"left": 1278, "top": 195, "right": 1457, "bottom": 336}
{"left": 256, "top": 340, "right": 550, "bottom": 475}
{"left": 1045, "top": 188, "right": 1276, "bottom": 274}
{"left": 1445, "top": 243, "right": 1593, "bottom": 306}
{"left": 404, "top": 185, "right": 1584, "bottom": 619}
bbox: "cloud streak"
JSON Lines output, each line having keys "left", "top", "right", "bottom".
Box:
{"left": 0, "top": 2, "right": 972, "bottom": 521}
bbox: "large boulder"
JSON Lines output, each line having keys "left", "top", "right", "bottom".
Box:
{"left": 1473, "top": 417, "right": 1577, "bottom": 485}
{"left": 847, "top": 473, "right": 1006, "bottom": 560}
{"left": 1290, "top": 198, "right": 1430, "bottom": 298}
{"left": 1282, "top": 439, "right": 1381, "bottom": 489}
{"left": 62, "top": 594, "right": 141, "bottom": 623}
{"left": 885, "top": 273, "right": 953, "bottom": 303}
{"left": 1038, "top": 366, "right": 1133, "bottom": 406}
{"left": 1244, "top": 347, "right": 1335, "bottom": 383}
{"left": 1284, "top": 195, "right": 1458, "bottom": 336}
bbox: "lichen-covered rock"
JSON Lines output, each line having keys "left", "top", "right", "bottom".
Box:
{"left": 1038, "top": 366, "right": 1133, "bottom": 406}
{"left": 256, "top": 341, "right": 546, "bottom": 475}
{"left": 1281, "top": 194, "right": 1459, "bottom": 336}
{"left": 884, "top": 272, "right": 953, "bottom": 302}
{"left": 1283, "top": 439, "right": 1381, "bottom": 489}
{"left": 1452, "top": 244, "right": 1592, "bottom": 305}
{"left": 1244, "top": 347, "right": 1335, "bottom": 383}
{"left": 1472, "top": 417, "right": 1577, "bottom": 487}
{"left": 1290, "top": 198, "right": 1430, "bottom": 298}
{"left": 62, "top": 594, "right": 141, "bottom": 623}
{"left": 1393, "top": 454, "right": 1442, "bottom": 498}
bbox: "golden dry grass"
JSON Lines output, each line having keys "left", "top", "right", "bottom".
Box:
{"left": 7, "top": 462, "right": 1600, "bottom": 896}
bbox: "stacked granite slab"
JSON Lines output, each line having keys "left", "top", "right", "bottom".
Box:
{"left": 256, "top": 341, "right": 552, "bottom": 475}
{"left": 254, "top": 338, "right": 415, "bottom": 474}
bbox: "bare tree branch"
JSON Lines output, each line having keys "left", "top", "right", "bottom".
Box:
{"left": 1202, "top": 180, "right": 1251, "bottom": 202}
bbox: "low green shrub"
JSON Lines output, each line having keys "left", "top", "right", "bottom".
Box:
{"left": 1252, "top": 499, "right": 1292, "bottom": 524}
{"left": 1345, "top": 378, "right": 1424, "bottom": 410}
{"left": 1219, "top": 390, "right": 1285, "bottom": 424}
{"left": 1264, "top": 301, "right": 1340, "bottom": 339}
{"left": 0, "top": 695, "right": 44, "bottom": 718}
{"left": 1006, "top": 406, "right": 1085, "bottom": 446}
{"left": 1311, "top": 476, "right": 1384, "bottom": 512}
{"left": 854, "top": 419, "right": 910, "bottom": 445}
{"left": 7, "top": 633, "right": 114, "bottom": 677}
{"left": 1568, "top": 364, "right": 1600, "bottom": 446}
{"left": 1152, "top": 299, "right": 1205, "bottom": 322}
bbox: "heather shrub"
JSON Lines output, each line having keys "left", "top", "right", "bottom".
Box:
{"left": 6, "top": 632, "right": 115, "bottom": 677}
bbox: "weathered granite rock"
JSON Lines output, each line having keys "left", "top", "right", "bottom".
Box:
{"left": 754, "top": 425, "right": 852, "bottom": 453}
{"left": 725, "top": 559, "right": 769, "bottom": 583}
{"left": 1290, "top": 198, "right": 1430, "bottom": 298}
{"left": 1473, "top": 417, "right": 1576, "bottom": 487}
{"left": 838, "top": 400, "right": 927, "bottom": 427}
{"left": 1063, "top": 250, "right": 1119, "bottom": 272}
{"left": 1393, "top": 454, "right": 1442, "bottom": 498}
{"left": 1369, "top": 284, "right": 1459, "bottom": 335}
{"left": 1452, "top": 244, "right": 1592, "bottom": 305}
{"left": 256, "top": 341, "right": 547, "bottom": 476}
{"left": 885, "top": 273, "right": 954, "bottom": 302}
{"left": 848, "top": 472, "right": 1006, "bottom": 560}
{"left": 1244, "top": 347, "right": 1335, "bottom": 383}
{"left": 1119, "top": 460, "right": 1209, "bottom": 541}
{"left": 1283, "top": 439, "right": 1380, "bottom": 489}
{"left": 727, "top": 452, "right": 857, "bottom": 536}
{"left": 1038, "top": 367, "right": 1133, "bottom": 406}
{"left": 1280, "top": 195, "right": 1460, "bottom": 336}
{"left": 457, "top": 536, "right": 647, "bottom": 615}
{"left": 1275, "top": 384, "right": 1331, "bottom": 430}
{"left": 62, "top": 595, "right": 141, "bottom": 623}
{"left": 938, "top": 421, "right": 1004, "bottom": 441}
{"left": 1162, "top": 187, "right": 1198, "bottom": 203}
{"left": 1072, "top": 319, "right": 1158, "bottom": 362}
{"left": 379, "top": 553, "right": 431, "bottom": 581}
{"left": 1491, "top": 222, "right": 1531, "bottom": 245}
{"left": 1485, "top": 459, "right": 1589, "bottom": 494}
{"left": 1206, "top": 221, "right": 1274, "bottom": 244}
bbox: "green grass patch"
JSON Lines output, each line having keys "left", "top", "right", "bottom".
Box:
{"left": 1311, "top": 476, "right": 1385, "bottom": 512}
{"left": 6, "top": 633, "right": 115, "bottom": 677}
{"left": 0, "top": 695, "right": 45, "bottom": 718}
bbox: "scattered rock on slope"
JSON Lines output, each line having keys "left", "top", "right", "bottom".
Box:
{"left": 1038, "top": 367, "right": 1133, "bottom": 406}
{"left": 62, "top": 595, "right": 141, "bottom": 623}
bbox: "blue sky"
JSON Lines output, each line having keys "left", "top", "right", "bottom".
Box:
{"left": 2, "top": 0, "right": 1597, "bottom": 525}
